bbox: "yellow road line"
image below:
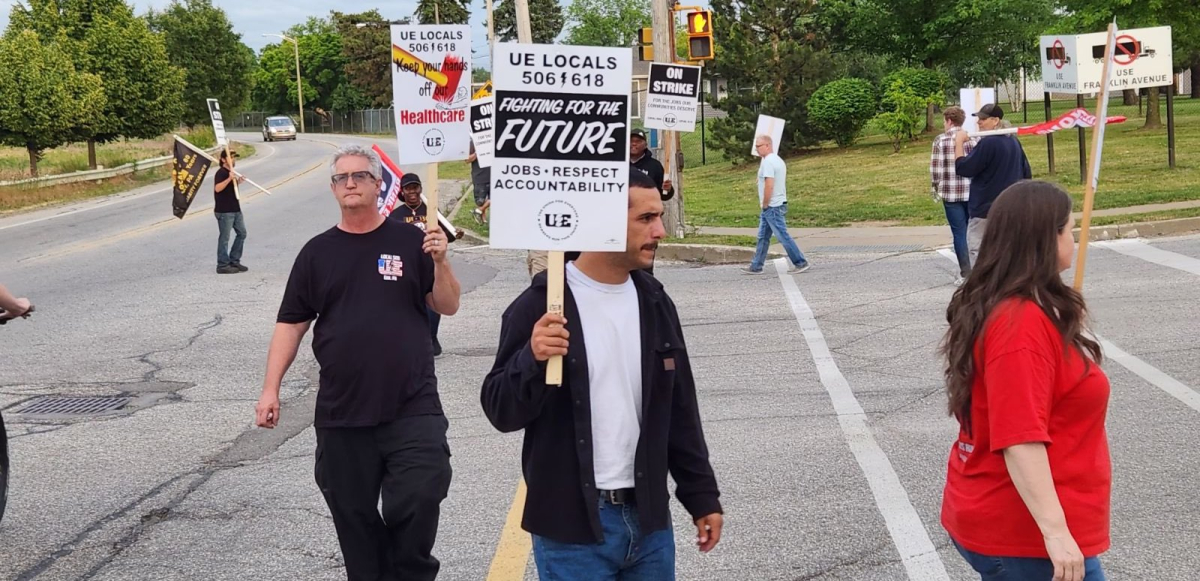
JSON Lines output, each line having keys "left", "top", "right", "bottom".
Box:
{"left": 486, "top": 479, "right": 532, "bottom": 581}
{"left": 18, "top": 160, "right": 327, "bottom": 264}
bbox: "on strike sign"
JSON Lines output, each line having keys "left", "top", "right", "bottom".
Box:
{"left": 470, "top": 96, "right": 495, "bottom": 168}
{"left": 489, "top": 43, "right": 632, "bottom": 252}
{"left": 644, "top": 63, "right": 702, "bottom": 133}
{"left": 390, "top": 25, "right": 472, "bottom": 163}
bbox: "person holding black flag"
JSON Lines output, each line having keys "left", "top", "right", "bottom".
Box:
{"left": 214, "top": 150, "right": 248, "bottom": 274}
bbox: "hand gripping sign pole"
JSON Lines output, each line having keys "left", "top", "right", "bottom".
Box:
{"left": 172, "top": 135, "right": 274, "bottom": 196}
{"left": 1074, "top": 20, "right": 1119, "bottom": 291}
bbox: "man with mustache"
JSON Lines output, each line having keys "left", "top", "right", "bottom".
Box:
{"left": 481, "top": 169, "right": 724, "bottom": 579}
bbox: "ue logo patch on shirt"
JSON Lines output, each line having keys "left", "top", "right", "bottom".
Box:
{"left": 378, "top": 254, "right": 404, "bottom": 281}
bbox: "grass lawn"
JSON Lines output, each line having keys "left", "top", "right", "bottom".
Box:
{"left": 452, "top": 182, "right": 489, "bottom": 238}
{"left": 679, "top": 97, "right": 1200, "bottom": 229}
{"left": 0, "top": 133, "right": 255, "bottom": 214}
{"left": 1089, "top": 206, "right": 1200, "bottom": 227}
{"left": 663, "top": 233, "right": 757, "bottom": 247}
{"left": 0, "top": 128, "right": 225, "bottom": 182}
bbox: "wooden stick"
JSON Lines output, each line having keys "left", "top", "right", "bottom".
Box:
{"left": 425, "top": 163, "right": 439, "bottom": 228}
{"left": 1073, "top": 21, "right": 1118, "bottom": 291}
{"left": 545, "top": 250, "right": 565, "bottom": 385}
{"left": 172, "top": 135, "right": 273, "bottom": 196}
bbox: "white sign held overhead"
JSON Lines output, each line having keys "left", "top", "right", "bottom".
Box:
{"left": 959, "top": 87, "right": 996, "bottom": 133}
{"left": 390, "top": 25, "right": 472, "bottom": 164}
{"left": 206, "top": 99, "right": 227, "bottom": 147}
{"left": 469, "top": 96, "right": 495, "bottom": 168}
{"left": 489, "top": 43, "right": 633, "bottom": 252}
{"left": 1040, "top": 26, "right": 1172, "bottom": 94}
{"left": 752, "top": 115, "right": 786, "bottom": 157}
{"left": 644, "top": 63, "right": 702, "bottom": 133}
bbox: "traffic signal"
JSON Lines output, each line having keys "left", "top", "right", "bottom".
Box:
{"left": 638, "top": 27, "right": 654, "bottom": 61}
{"left": 685, "top": 10, "right": 714, "bottom": 61}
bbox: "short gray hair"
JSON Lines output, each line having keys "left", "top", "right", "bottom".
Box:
{"left": 755, "top": 134, "right": 774, "bottom": 147}
{"left": 330, "top": 145, "right": 383, "bottom": 180}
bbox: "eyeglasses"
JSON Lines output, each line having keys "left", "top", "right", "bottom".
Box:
{"left": 331, "top": 171, "right": 377, "bottom": 186}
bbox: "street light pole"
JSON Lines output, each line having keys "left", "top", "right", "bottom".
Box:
{"left": 263, "top": 33, "right": 304, "bottom": 133}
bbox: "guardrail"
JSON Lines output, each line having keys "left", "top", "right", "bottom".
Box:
{"left": 0, "top": 146, "right": 223, "bottom": 189}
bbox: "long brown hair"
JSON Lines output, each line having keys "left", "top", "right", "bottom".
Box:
{"left": 941, "top": 180, "right": 1102, "bottom": 434}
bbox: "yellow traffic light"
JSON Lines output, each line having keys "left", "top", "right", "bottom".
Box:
{"left": 685, "top": 10, "right": 714, "bottom": 61}
{"left": 639, "top": 27, "right": 653, "bottom": 45}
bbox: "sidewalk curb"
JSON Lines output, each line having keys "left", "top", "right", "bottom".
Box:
{"left": 655, "top": 244, "right": 777, "bottom": 264}
{"left": 1079, "top": 216, "right": 1200, "bottom": 241}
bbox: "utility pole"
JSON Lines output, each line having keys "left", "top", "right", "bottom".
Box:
{"left": 515, "top": 0, "right": 533, "bottom": 43}
{"left": 652, "top": 0, "right": 684, "bottom": 237}
{"left": 486, "top": 0, "right": 496, "bottom": 67}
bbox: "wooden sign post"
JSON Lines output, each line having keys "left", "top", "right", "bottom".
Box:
{"left": 1073, "top": 20, "right": 1118, "bottom": 291}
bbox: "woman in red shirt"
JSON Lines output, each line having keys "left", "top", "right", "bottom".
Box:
{"left": 940, "top": 180, "right": 1111, "bottom": 581}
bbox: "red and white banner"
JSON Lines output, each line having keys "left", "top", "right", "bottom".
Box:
{"left": 971, "top": 108, "right": 1126, "bottom": 137}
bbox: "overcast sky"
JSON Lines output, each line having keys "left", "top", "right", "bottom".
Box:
{"left": 2, "top": 0, "right": 503, "bottom": 59}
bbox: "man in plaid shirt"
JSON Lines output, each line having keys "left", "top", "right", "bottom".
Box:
{"left": 930, "top": 106, "right": 975, "bottom": 285}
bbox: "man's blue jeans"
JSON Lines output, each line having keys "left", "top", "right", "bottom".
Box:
{"left": 749, "top": 203, "right": 807, "bottom": 272}
{"left": 216, "top": 212, "right": 246, "bottom": 267}
{"left": 944, "top": 201, "right": 970, "bottom": 277}
{"left": 953, "top": 540, "right": 1107, "bottom": 581}
{"left": 532, "top": 498, "right": 675, "bottom": 580}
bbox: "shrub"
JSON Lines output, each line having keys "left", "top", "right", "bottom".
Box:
{"left": 871, "top": 78, "right": 928, "bottom": 152}
{"left": 806, "top": 78, "right": 877, "bottom": 148}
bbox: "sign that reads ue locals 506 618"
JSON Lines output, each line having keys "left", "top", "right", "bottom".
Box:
{"left": 390, "top": 24, "right": 472, "bottom": 164}
{"left": 644, "top": 63, "right": 701, "bottom": 133}
{"left": 489, "top": 43, "right": 632, "bottom": 252}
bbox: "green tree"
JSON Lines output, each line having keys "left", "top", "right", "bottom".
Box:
{"left": 807, "top": 78, "right": 877, "bottom": 147}
{"left": 708, "top": 0, "right": 837, "bottom": 162}
{"left": 415, "top": 0, "right": 470, "bottom": 24}
{"left": 821, "top": 0, "right": 1053, "bottom": 131}
{"left": 9, "top": 0, "right": 186, "bottom": 168}
{"left": 494, "top": 0, "right": 564, "bottom": 43}
{"left": 564, "top": 0, "right": 649, "bottom": 48}
{"left": 1054, "top": 0, "right": 1200, "bottom": 128}
{"left": 146, "top": 0, "right": 255, "bottom": 128}
{"left": 0, "top": 29, "right": 106, "bottom": 176}
{"left": 332, "top": 11, "right": 406, "bottom": 108}
{"left": 252, "top": 17, "right": 347, "bottom": 114}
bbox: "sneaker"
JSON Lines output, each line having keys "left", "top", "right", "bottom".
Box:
{"left": 432, "top": 338, "right": 443, "bottom": 357}
{"left": 233, "top": 263, "right": 249, "bottom": 272}
{"left": 741, "top": 267, "right": 765, "bottom": 275}
{"left": 788, "top": 262, "right": 811, "bottom": 274}
{"left": 472, "top": 208, "right": 484, "bottom": 225}
{"left": 953, "top": 276, "right": 966, "bottom": 287}
{"left": 216, "top": 265, "right": 240, "bottom": 274}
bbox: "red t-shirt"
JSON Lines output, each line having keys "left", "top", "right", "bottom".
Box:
{"left": 941, "top": 298, "right": 1111, "bottom": 558}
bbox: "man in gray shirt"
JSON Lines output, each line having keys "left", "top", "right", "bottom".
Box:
{"left": 744, "top": 134, "right": 810, "bottom": 275}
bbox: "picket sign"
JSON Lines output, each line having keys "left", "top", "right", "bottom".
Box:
{"left": 172, "top": 135, "right": 273, "bottom": 196}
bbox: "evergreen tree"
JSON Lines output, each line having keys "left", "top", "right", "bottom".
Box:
{"left": 494, "top": 0, "right": 564, "bottom": 44}
{"left": 708, "top": 0, "right": 836, "bottom": 162}
{"left": 415, "top": 0, "right": 470, "bottom": 25}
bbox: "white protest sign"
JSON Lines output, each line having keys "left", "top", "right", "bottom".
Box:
{"left": 206, "top": 99, "right": 227, "bottom": 147}
{"left": 644, "top": 63, "right": 702, "bottom": 133}
{"left": 1078, "top": 26, "right": 1172, "bottom": 93}
{"left": 1040, "top": 26, "right": 1172, "bottom": 94}
{"left": 390, "top": 25, "right": 472, "bottom": 163}
{"left": 469, "top": 96, "right": 495, "bottom": 168}
{"left": 752, "top": 114, "right": 786, "bottom": 157}
{"left": 489, "top": 43, "right": 632, "bottom": 252}
{"left": 959, "top": 87, "right": 996, "bottom": 133}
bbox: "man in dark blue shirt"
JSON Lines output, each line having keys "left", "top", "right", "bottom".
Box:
{"left": 954, "top": 103, "right": 1032, "bottom": 268}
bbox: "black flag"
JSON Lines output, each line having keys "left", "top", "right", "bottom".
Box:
{"left": 171, "top": 138, "right": 213, "bottom": 219}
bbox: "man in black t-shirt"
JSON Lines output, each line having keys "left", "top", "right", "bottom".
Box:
{"left": 256, "top": 145, "right": 462, "bottom": 581}
{"left": 387, "top": 172, "right": 462, "bottom": 357}
{"left": 214, "top": 151, "right": 248, "bottom": 274}
{"left": 467, "top": 141, "right": 490, "bottom": 224}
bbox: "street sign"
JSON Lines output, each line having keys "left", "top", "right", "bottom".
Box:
{"left": 206, "top": 99, "right": 227, "bottom": 147}
{"left": 489, "top": 43, "right": 632, "bottom": 252}
{"left": 390, "top": 24, "right": 473, "bottom": 164}
{"left": 644, "top": 63, "right": 702, "bottom": 133}
{"left": 1039, "top": 26, "right": 1172, "bottom": 94}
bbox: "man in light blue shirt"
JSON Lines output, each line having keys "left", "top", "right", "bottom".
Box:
{"left": 745, "top": 134, "right": 809, "bottom": 274}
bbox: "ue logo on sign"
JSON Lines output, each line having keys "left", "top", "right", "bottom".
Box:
{"left": 422, "top": 129, "right": 446, "bottom": 155}
{"left": 538, "top": 200, "right": 579, "bottom": 241}
{"left": 664, "top": 113, "right": 678, "bottom": 127}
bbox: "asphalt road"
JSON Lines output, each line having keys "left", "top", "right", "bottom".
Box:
{"left": 2, "top": 134, "right": 1199, "bottom": 580}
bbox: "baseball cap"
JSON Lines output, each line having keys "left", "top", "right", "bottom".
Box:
{"left": 630, "top": 128, "right": 647, "bottom": 141}
{"left": 973, "top": 103, "right": 1004, "bottom": 120}
{"left": 400, "top": 173, "right": 422, "bottom": 188}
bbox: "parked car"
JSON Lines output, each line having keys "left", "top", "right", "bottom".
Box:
{"left": 262, "top": 116, "right": 297, "bottom": 142}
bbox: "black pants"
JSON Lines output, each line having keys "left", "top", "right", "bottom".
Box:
{"left": 315, "top": 414, "right": 452, "bottom": 581}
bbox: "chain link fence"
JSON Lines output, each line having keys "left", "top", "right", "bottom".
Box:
{"left": 228, "top": 109, "right": 397, "bottom": 135}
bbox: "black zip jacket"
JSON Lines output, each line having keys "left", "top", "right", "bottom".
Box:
{"left": 631, "top": 151, "right": 675, "bottom": 201}
{"left": 480, "top": 268, "right": 722, "bottom": 544}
